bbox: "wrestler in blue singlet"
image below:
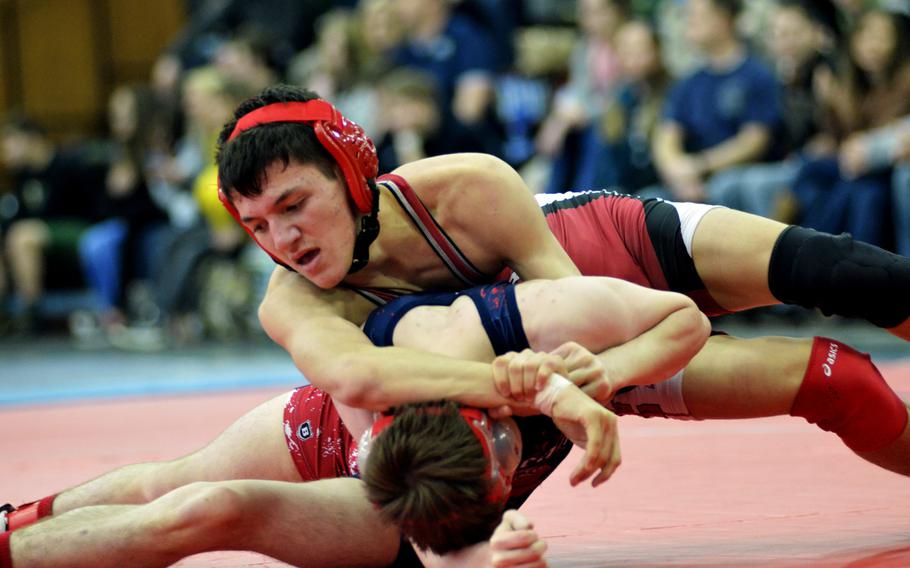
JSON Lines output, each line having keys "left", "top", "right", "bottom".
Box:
{"left": 362, "top": 281, "right": 573, "bottom": 509}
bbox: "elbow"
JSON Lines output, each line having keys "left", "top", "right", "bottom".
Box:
{"left": 680, "top": 304, "right": 712, "bottom": 352}
{"left": 315, "top": 352, "right": 382, "bottom": 409}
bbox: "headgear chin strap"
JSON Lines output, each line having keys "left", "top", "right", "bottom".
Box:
{"left": 217, "top": 99, "right": 381, "bottom": 273}
{"left": 348, "top": 179, "right": 380, "bottom": 274}
{"left": 357, "top": 407, "right": 522, "bottom": 505}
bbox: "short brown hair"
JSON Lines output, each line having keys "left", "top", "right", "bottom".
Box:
{"left": 215, "top": 84, "right": 340, "bottom": 200}
{"left": 361, "top": 402, "right": 504, "bottom": 554}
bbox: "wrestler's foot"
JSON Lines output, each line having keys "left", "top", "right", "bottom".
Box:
{"left": 1, "top": 503, "right": 13, "bottom": 532}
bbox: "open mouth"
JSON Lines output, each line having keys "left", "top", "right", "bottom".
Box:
{"left": 296, "top": 249, "right": 320, "bottom": 267}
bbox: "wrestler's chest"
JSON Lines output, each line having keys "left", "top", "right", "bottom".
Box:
{"left": 372, "top": 227, "right": 504, "bottom": 289}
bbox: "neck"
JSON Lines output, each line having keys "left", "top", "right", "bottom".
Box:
{"left": 413, "top": 7, "right": 446, "bottom": 41}
{"left": 705, "top": 37, "right": 744, "bottom": 70}
{"left": 343, "top": 187, "right": 397, "bottom": 285}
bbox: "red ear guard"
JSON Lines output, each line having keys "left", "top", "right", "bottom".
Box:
{"left": 226, "top": 99, "right": 379, "bottom": 214}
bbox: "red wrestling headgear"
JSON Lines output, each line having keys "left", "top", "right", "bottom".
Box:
{"left": 358, "top": 407, "right": 522, "bottom": 505}
{"left": 222, "top": 99, "right": 378, "bottom": 212}
{"left": 217, "top": 99, "right": 381, "bottom": 273}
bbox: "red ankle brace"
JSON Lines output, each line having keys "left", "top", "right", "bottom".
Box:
{"left": 0, "top": 530, "right": 12, "bottom": 568}
{"left": 7, "top": 495, "right": 57, "bottom": 532}
{"left": 790, "top": 337, "right": 908, "bottom": 452}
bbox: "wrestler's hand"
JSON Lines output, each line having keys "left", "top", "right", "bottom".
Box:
{"left": 549, "top": 341, "right": 614, "bottom": 403}
{"left": 490, "top": 510, "right": 548, "bottom": 568}
{"left": 493, "top": 349, "right": 568, "bottom": 403}
{"left": 550, "top": 383, "right": 621, "bottom": 487}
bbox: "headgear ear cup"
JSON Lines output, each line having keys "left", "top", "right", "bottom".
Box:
{"left": 312, "top": 108, "right": 378, "bottom": 214}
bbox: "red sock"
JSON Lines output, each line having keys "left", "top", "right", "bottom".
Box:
{"left": 7, "top": 495, "right": 57, "bottom": 532}
{"left": 0, "top": 530, "right": 12, "bottom": 568}
{"left": 790, "top": 337, "right": 908, "bottom": 452}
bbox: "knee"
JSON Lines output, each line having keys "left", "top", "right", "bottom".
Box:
{"left": 790, "top": 338, "right": 908, "bottom": 452}
{"left": 150, "top": 482, "right": 246, "bottom": 545}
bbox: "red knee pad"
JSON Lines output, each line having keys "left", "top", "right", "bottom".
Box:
{"left": 5, "top": 495, "right": 56, "bottom": 533}
{"left": 790, "top": 337, "right": 908, "bottom": 452}
{"left": 0, "top": 530, "right": 12, "bottom": 568}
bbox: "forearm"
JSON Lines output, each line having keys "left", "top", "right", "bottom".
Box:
{"left": 596, "top": 304, "right": 710, "bottom": 392}
{"left": 699, "top": 126, "right": 769, "bottom": 173}
{"left": 293, "top": 341, "right": 510, "bottom": 411}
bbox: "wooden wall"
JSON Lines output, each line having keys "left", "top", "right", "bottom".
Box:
{"left": 0, "top": 0, "right": 185, "bottom": 140}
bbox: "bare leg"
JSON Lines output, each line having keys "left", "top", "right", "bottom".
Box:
{"left": 6, "top": 219, "right": 50, "bottom": 306}
{"left": 682, "top": 335, "right": 910, "bottom": 475}
{"left": 11, "top": 479, "right": 400, "bottom": 568}
{"left": 691, "top": 208, "right": 910, "bottom": 342}
{"left": 689, "top": 208, "right": 786, "bottom": 312}
{"left": 53, "top": 391, "right": 300, "bottom": 514}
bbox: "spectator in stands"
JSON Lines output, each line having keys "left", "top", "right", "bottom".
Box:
{"left": 689, "top": 0, "right": 839, "bottom": 220}
{"left": 492, "top": 26, "right": 575, "bottom": 177}
{"left": 374, "top": 67, "right": 487, "bottom": 172}
{"left": 791, "top": 7, "right": 910, "bottom": 248}
{"left": 214, "top": 31, "right": 279, "bottom": 97}
{"left": 158, "top": 0, "right": 332, "bottom": 79}
{"left": 75, "top": 86, "right": 168, "bottom": 341}
{"left": 575, "top": 19, "right": 670, "bottom": 194}
{"left": 0, "top": 115, "right": 106, "bottom": 334}
{"left": 141, "top": 68, "right": 249, "bottom": 346}
{"left": 288, "top": 8, "right": 393, "bottom": 137}
{"left": 537, "top": 0, "right": 632, "bottom": 193}
{"left": 652, "top": 0, "right": 782, "bottom": 203}
{"left": 390, "top": 0, "right": 502, "bottom": 154}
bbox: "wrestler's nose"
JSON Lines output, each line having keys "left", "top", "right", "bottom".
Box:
{"left": 273, "top": 219, "right": 302, "bottom": 253}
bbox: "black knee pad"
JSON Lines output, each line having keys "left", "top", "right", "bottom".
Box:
{"left": 769, "top": 226, "right": 910, "bottom": 328}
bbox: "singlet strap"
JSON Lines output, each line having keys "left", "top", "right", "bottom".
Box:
{"left": 347, "top": 285, "right": 426, "bottom": 306}
{"left": 362, "top": 291, "right": 464, "bottom": 346}
{"left": 379, "top": 173, "right": 487, "bottom": 286}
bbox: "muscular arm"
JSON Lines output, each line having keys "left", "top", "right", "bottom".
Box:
{"left": 263, "top": 154, "right": 580, "bottom": 412}
{"left": 517, "top": 276, "right": 711, "bottom": 393}
{"left": 396, "top": 153, "right": 581, "bottom": 281}
{"left": 260, "top": 269, "right": 511, "bottom": 411}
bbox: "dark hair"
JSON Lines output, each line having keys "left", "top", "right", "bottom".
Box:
{"left": 779, "top": 0, "right": 842, "bottom": 41}
{"left": 215, "top": 84, "right": 339, "bottom": 199}
{"left": 362, "top": 402, "right": 504, "bottom": 555}
{"left": 709, "top": 0, "right": 742, "bottom": 21}
{"left": 842, "top": 9, "right": 910, "bottom": 99}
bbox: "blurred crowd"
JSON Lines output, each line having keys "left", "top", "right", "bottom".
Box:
{"left": 1, "top": 0, "right": 909, "bottom": 348}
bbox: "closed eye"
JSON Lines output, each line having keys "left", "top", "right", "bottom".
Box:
{"left": 285, "top": 199, "right": 305, "bottom": 213}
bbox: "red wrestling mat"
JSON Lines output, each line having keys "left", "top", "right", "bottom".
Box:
{"left": 2, "top": 362, "right": 909, "bottom": 567}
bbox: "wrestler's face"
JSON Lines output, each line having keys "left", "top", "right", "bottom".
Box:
{"left": 233, "top": 160, "right": 356, "bottom": 288}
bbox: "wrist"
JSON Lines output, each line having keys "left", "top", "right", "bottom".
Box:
{"left": 692, "top": 153, "right": 710, "bottom": 175}
{"left": 533, "top": 374, "right": 572, "bottom": 417}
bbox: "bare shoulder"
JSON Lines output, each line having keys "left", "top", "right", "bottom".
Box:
{"left": 260, "top": 268, "right": 374, "bottom": 332}
{"left": 392, "top": 153, "right": 525, "bottom": 207}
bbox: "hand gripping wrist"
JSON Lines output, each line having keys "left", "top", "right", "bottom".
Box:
{"left": 533, "top": 374, "right": 573, "bottom": 417}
